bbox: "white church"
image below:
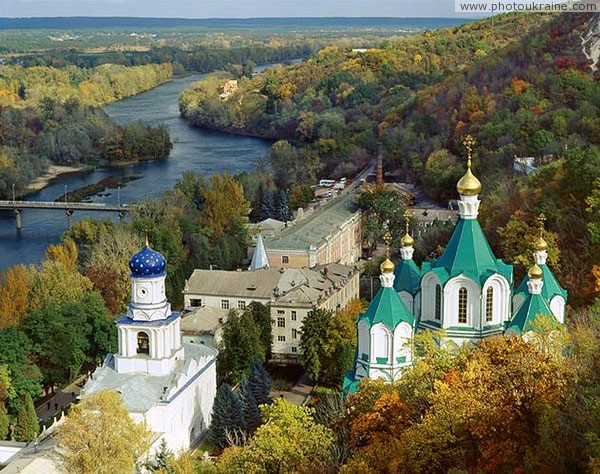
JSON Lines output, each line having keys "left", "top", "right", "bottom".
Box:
{"left": 82, "top": 240, "right": 217, "bottom": 453}
{"left": 344, "top": 138, "right": 567, "bottom": 393}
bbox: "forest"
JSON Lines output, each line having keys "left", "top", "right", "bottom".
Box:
{"left": 179, "top": 12, "right": 600, "bottom": 307}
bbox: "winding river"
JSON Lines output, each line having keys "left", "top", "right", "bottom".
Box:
{"left": 0, "top": 73, "right": 272, "bottom": 270}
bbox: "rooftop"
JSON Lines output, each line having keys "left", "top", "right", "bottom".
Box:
{"left": 82, "top": 343, "right": 217, "bottom": 413}
{"left": 265, "top": 192, "right": 359, "bottom": 251}
{"left": 181, "top": 307, "right": 229, "bottom": 335}
{"left": 184, "top": 263, "right": 357, "bottom": 305}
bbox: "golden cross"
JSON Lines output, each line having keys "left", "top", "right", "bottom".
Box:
{"left": 463, "top": 135, "right": 477, "bottom": 166}
{"left": 144, "top": 228, "right": 150, "bottom": 247}
{"left": 537, "top": 213, "right": 546, "bottom": 236}
{"left": 404, "top": 209, "right": 411, "bottom": 235}
{"left": 383, "top": 231, "right": 392, "bottom": 259}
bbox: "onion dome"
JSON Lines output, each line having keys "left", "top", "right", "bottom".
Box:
{"left": 129, "top": 245, "right": 167, "bottom": 277}
{"left": 380, "top": 258, "right": 395, "bottom": 274}
{"left": 535, "top": 235, "right": 548, "bottom": 251}
{"left": 457, "top": 160, "right": 482, "bottom": 196}
{"left": 457, "top": 135, "right": 482, "bottom": 196}
{"left": 401, "top": 233, "right": 414, "bottom": 247}
{"left": 528, "top": 263, "right": 543, "bottom": 280}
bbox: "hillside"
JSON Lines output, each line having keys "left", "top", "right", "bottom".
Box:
{"left": 180, "top": 12, "right": 600, "bottom": 305}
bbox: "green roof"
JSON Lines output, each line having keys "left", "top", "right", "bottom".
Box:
{"left": 342, "top": 371, "right": 360, "bottom": 396}
{"left": 361, "top": 286, "right": 414, "bottom": 329}
{"left": 514, "top": 264, "right": 567, "bottom": 302}
{"left": 393, "top": 259, "right": 421, "bottom": 295}
{"left": 430, "top": 218, "right": 512, "bottom": 285}
{"left": 265, "top": 192, "right": 358, "bottom": 251}
{"left": 508, "top": 292, "right": 555, "bottom": 334}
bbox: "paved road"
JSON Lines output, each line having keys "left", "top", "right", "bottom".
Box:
{"left": 270, "top": 373, "right": 314, "bottom": 405}
{"left": 35, "top": 377, "right": 86, "bottom": 422}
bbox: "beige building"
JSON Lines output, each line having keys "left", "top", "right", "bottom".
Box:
{"left": 182, "top": 264, "right": 360, "bottom": 361}
{"left": 264, "top": 192, "right": 362, "bottom": 269}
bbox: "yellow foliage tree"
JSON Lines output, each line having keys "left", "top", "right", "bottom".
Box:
{"left": 59, "top": 390, "right": 151, "bottom": 474}
{"left": 200, "top": 172, "right": 250, "bottom": 238}
{"left": 46, "top": 240, "right": 78, "bottom": 272}
{"left": 29, "top": 260, "right": 93, "bottom": 310}
{"left": 0, "top": 265, "right": 33, "bottom": 327}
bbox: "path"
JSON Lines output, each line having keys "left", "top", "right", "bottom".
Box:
{"left": 35, "top": 376, "right": 86, "bottom": 422}
{"left": 270, "top": 373, "right": 315, "bottom": 405}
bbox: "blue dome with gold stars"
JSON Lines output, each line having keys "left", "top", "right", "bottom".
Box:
{"left": 129, "top": 245, "right": 167, "bottom": 277}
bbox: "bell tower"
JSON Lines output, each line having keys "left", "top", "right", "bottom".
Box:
{"left": 114, "top": 241, "right": 183, "bottom": 376}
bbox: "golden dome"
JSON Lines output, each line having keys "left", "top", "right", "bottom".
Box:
{"left": 528, "top": 264, "right": 543, "bottom": 280}
{"left": 401, "top": 233, "right": 414, "bottom": 247}
{"left": 457, "top": 164, "right": 482, "bottom": 196}
{"left": 380, "top": 258, "right": 395, "bottom": 274}
{"left": 535, "top": 235, "right": 548, "bottom": 251}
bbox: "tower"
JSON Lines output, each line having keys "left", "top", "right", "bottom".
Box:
{"left": 394, "top": 210, "right": 421, "bottom": 314}
{"left": 419, "top": 136, "right": 513, "bottom": 344}
{"left": 513, "top": 214, "right": 567, "bottom": 323}
{"left": 249, "top": 233, "right": 270, "bottom": 271}
{"left": 114, "top": 240, "right": 184, "bottom": 376}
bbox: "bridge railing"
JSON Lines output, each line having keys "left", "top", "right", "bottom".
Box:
{"left": 0, "top": 200, "right": 133, "bottom": 211}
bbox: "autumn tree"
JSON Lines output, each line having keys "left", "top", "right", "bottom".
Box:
{"left": 29, "top": 260, "right": 93, "bottom": 310}
{"left": 59, "top": 390, "right": 151, "bottom": 474}
{"left": 0, "top": 265, "right": 33, "bottom": 328}
{"left": 13, "top": 393, "right": 38, "bottom": 442}
{"left": 218, "top": 398, "right": 335, "bottom": 473}
{"left": 45, "top": 240, "right": 78, "bottom": 272}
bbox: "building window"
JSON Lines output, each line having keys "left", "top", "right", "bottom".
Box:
{"left": 221, "top": 299, "right": 230, "bottom": 310}
{"left": 190, "top": 298, "right": 202, "bottom": 307}
{"left": 435, "top": 284, "right": 441, "bottom": 320}
{"left": 282, "top": 256, "right": 289, "bottom": 264}
{"left": 277, "top": 317, "right": 285, "bottom": 328}
{"left": 458, "top": 287, "right": 468, "bottom": 324}
{"left": 137, "top": 332, "right": 150, "bottom": 355}
{"left": 486, "top": 287, "right": 494, "bottom": 322}
{"left": 237, "top": 300, "right": 246, "bottom": 310}
{"left": 292, "top": 329, "right": 298, "bottom": 339}
{"left": 277, "top": 309, "right": 285, "bottom": 315}
{"left": 291, "top": 346, "right": 297, "bottom": 353}
{"left": 291, "top": 311, "right": 297, "bottom": 321}
{"left": 278, "top": 335, "right": 286, "bottom": 342}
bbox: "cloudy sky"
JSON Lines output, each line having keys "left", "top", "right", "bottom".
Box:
{"left": 0, "top": 0, "right": 467, "bottom": 18}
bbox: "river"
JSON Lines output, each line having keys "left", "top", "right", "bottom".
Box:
{"left": 0, "top": 74, "right": 272, "bottom": 270}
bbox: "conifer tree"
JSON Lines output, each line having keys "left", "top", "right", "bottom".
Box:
{"left": 237, "top": 378, "right": 260, "bottom": 431}
{"left": 248, "top": 357, "right": 272, "bottom": 406}
{"left": 209, "top": 383, "right": 244, "bottom": 448}
{"left": 13, "top": 393, "right": 38, "bottom": 442}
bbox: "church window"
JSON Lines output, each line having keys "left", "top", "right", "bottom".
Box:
{"left": 277, "top": 317, "right": 285, "bottom": 328}
{"left": 435, "top": 284, "right": 442, "bottom": 320}
{"left": 486, "top": 287, "right": 494, "bottom": 322}
{"left": 137, "top": 332, "right": 150, "bottom": 355}
{"left": 237, "top": 300, "right": 246, "bottom": 310}
{"left": 221, "top": 299, "right": 229, "bottom": 310}
{"left": 458, "top": 287, "right": 468, "bottom": 324}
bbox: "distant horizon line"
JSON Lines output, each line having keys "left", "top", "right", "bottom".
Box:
{"left": 0, "top": 15, "right": 481, "bottom": 20}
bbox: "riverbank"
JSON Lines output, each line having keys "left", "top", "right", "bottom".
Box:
{"left": 25, "top": 165, "right": 85, "bottom": 192}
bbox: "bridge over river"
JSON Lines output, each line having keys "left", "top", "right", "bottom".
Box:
{"left": 0, "top": 200, "right": 133, "bottom": 231}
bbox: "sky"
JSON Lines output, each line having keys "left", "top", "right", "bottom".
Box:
{"left": 0, "top": 0, "right": 468, "bottom": 19}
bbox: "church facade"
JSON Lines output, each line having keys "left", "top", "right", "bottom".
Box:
{"left": 82, "top": 242, "right": 217, "bottom": 453}
{"left": 344, "top": 139, "right": 566, "bottom": 393}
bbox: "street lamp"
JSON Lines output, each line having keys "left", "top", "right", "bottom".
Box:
{"left": 12, "top": 183, "right": 15, "bottom": 204}
{"left": 117, "top": 186, "right": 121, "bottom": 207}
{"left": 64, "top": 185, "right": 68, "bottom": 205}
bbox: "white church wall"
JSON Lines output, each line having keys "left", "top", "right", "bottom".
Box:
{"left": 357, "top": 320, "right": 369, "bottom": 362}
{"left": 443, "top": 276, "right": 480, "bottom": 329}
{"left": 550, "top": 295, "right": 566, "bottom": 324}
{"left": 370, "top": 324, "right": 390, "bottom": 364}
{"left": 398, "top": 291, "right": 413, "bottom": 314}
{"left": 481, "top": 274, "right": 511, "bottom": 326}
{"left": 420, "top": 272, "right": 442, "bottom": 323}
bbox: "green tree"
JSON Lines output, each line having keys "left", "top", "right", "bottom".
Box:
{"left": 13, "top": 393, "right": 38, "bottom": 442}
{"left": 300, "top": 308, "right": 333, "bottom": 381}
{"left": 59, "top": 390, "right": 151, "bottom": 474}
{"left": 209, "top": 383, "right": 244, "bottom": 449}
{"left": 217, "top": 310, "right": 264, "bottom": 384}
{"left": 238, "top": 377, "right": 260, "bottom": 431}
{"left": 248, "top": 357, "right": 272, "bottom": 407}
{"left": 0, "top": 327, "right": 42, "bottom": 404}
{"left": 0, "top": 366, "right": 12, "bottom": 440}
{"left": 247, "top": 302, "right": 272, "bottom": 361}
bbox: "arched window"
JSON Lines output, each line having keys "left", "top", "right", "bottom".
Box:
{"left": 137, "top": 331, "right": 150, "bottom": 355}
{"left": 485, "top": 287, "right": 494, "bottom": 323}
{"left": 434, "top": 284, "right": 442, "bottom": 321}
{"left": 458, "top": 287, "right": 468, "bottom": 324}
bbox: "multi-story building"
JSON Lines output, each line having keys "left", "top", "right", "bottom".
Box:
{"left": 182, "top": 263, "right": 360, "bottom": 361}
{"left": 263, "top": 192, "right": 362, "bottom": 269}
